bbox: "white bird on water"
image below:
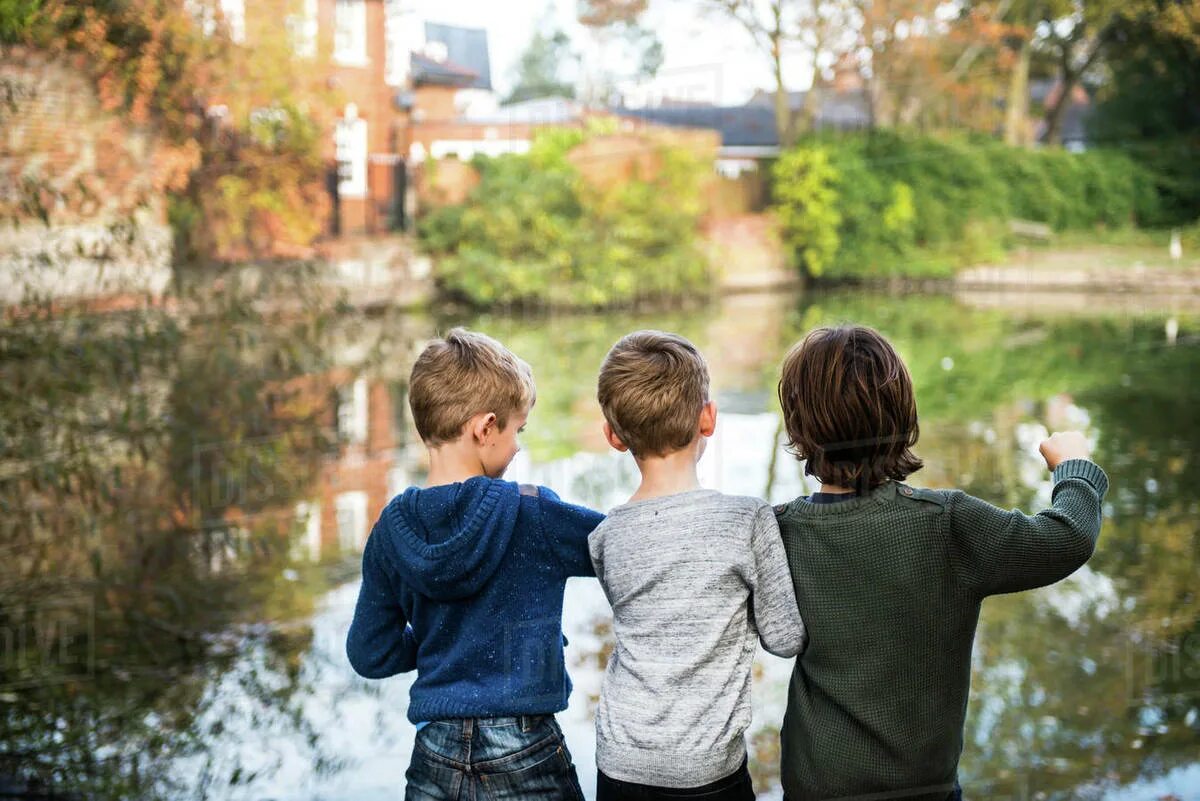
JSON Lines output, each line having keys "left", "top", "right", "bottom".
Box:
{"left": 1165, "top": 317, "right": 1179, "bottom": 346}
{"left": 1169, "top": 230, "right": 1182, "bottom": 260}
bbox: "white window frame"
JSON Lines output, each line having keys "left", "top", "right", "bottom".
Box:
{"left": 335, "top": 114, "right": 369, "bottom": 199}
{"left": 334, "top": 0, "right": 369, "bottom": 67}
{"left": 337, "top": 377, "right": 369, "bottom": 444}
{"left": 220, "top": 0, "right": 245, "bottom": 43}
{"left": 287, "top": 0, "right": 318, "bottom": 59}
{"left": 384, "top": 0, "right": 412, "bottom": 86}
{"left": 294, "top": 500, "right": 322, "bottom": 561}
{"left": 336, "top": 491, "right": 369, "bottom": 551}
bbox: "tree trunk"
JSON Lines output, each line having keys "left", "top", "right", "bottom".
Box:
{"left": 1003, "top": 38, "right": 1031, "bottom": 146}
{"left": 771, "top": 31, "right": 793, "bottom": 147}
{"left": 1042, "top": 70, "right": 1079, "bottom": 146}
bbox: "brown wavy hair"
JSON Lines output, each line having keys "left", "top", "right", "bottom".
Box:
{"left": 778, "top": 325, "right": 922, "bottom": 490}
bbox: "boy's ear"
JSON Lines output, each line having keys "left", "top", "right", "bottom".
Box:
{"left": 699, "top": 400, "right": 717, "bottom": 437}
{"left": 471, "top": 412, "right": 498, "bottom": 443}
{"left": 603, "top": 422, "right": 629, "bottom": 453}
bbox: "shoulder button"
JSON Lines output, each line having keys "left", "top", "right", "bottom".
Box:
{"left": 773, "top": 503, "right": 788, "bottom": 514}
{"left": 899, "top": 486, "right": 914, "bottom": 496}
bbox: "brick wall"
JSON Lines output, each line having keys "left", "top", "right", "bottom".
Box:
{"left": 0, "top": 47, "right": 182, "bottom": 303}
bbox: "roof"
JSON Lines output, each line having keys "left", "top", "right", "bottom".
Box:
{"left": 620, "top": 105, "right": 780, "bottom": 148}
{"left": 1029, "top": 78, "right": 1093, "bottom": 145}
{"left": 745, "top": 89, "right": 871, "bottom": 130}
{"left": 421, "top": 22, "right": 492, "bottom": 91}
{"left": 411, "top": 52, "right": 481, "bottom": 88}
{"left": 471, "top": 96, "right": 583, "bottom": 125}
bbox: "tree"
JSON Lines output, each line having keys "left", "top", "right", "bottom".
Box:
{"left": 1091, "top": 0, "right": 1200, "bottom": 141}
{"left": 697, "top": 0, "right": 852, "bottom": 146}
{"left": 576, "top": 0, "right": 664, "bottom": 105}
{"left": 505, "top": 24, "right": 579, "bottom": 104}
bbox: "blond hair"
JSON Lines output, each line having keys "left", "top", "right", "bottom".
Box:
{"left": 409, "top": 328, "right": 535, "bottom": 445}
{"left": 597, "top": 330, "right": 710, "bottom": 458}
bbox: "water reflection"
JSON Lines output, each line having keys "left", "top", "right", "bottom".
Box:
{"left": 2, "top": 276, "right": 1198, "bottom": 800}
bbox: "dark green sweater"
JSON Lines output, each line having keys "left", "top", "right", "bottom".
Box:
{"left": 774, "top": 459, "right": 1108, "bottom": 801}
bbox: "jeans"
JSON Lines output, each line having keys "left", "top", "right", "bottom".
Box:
{"left": 405, "top": 715, "right": 585, "bottom": 801}
{"left": 596, "top": 758, "right": 755, "bottom": 801}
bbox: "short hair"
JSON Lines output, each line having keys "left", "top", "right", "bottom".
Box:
{"left": 409, "top": 328, "right": 535, "bottom": 446}
{"left": 778, "top": 325, "right": 922, "bottom": 490}
{"left": 597, "top": 330, "right": 710, "bottom": 458}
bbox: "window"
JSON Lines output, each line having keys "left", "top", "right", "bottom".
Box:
{"left": 287, "top": 0, "right": 318, "bottom": 59}
{"left": 336, "top": 491, "right": 369, "bottom": 551}
{"left": 220, "top": 0, "right": 245, "bottom": 43}
{"left": 334, "top": 0, "right": 368, "bottom": 66}
{"left": 336, "top": 377, "right": 369, "bottom": 444}
{"left": 335, "top": 109, "right": 368, "bottom": 198}
{"left": 384, "top": 0, "right": 411, "bottom": 86}
{"left": 294, "top": 501, "right": 322, "bottom": 561}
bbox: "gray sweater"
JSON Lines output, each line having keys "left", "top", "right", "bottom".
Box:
{"left": 588, "top": 489, "right": 806, "bottom": 788}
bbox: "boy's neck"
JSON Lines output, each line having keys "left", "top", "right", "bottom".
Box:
{"left": 425, "top": 443, "right": 487, "bottom": 487}
{"left": 818, "top": 483, "right": 857, "bottom": 495}
{"left": 630, "top": 446, "right": 703, "bottom": 502}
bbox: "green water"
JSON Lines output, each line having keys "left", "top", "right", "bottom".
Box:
{"left": 1, "top": 271, "right": 1197, "bottom": 800}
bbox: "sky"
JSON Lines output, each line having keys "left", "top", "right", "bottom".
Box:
{"left": 404, "top": 0, "right": 819, "bottom": 105}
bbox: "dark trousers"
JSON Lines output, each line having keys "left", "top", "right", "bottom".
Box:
{"left": 597, "top": 758, "right": 755, "bottom": 801}
{"left": 783, "top": 782, "right": 962, "bottom": 801}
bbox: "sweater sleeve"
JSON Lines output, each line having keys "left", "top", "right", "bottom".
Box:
{"left": 949, "top": 459, "right": 1109, "bottom": 597}
{"left": 346, "top": 529, "right": 419, "bottom": 679}
{"left": 747, "top": 503, "right": 807, "bottom": 657}
{"left": 537, "top": 486, "right": 605, "bottom": 578}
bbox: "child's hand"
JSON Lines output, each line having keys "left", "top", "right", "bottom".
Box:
{"left": 1039, "top": 431, "right": 1091, "bottom": 470}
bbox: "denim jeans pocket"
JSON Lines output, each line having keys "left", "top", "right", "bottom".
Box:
{"left": 405, "top": 737, "right": 465, "bottom": 801}
{"left": 476, "top": 723, "right": 584, "bottom": 801}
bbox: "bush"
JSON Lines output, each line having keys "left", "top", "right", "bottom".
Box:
{"left": 418, "top": 127, "right": 710, "bottom": 308}
{"left": 771, "top": 131, "right": 1169, "bottom": 280}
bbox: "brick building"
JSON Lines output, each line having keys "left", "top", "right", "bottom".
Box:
{"left": 226, "top": 0, "right": 504, "bottom": 238}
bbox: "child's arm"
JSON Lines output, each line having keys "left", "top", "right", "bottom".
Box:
{"left": 949, "top": 433, "right": 1108, "bottom": 596}
{"left": 747, "top": 503, "right": 807, "bottom": 657}
{"left": 535, "top": 486, "right": 605, "bottom": 578}
{"left": 346, "top": 529, "right": 419, "bottom": 679}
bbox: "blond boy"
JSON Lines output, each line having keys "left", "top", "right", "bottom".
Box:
{"left": 347, "top": 328, "right": 602, "bottom": 801}
{"left": 588, "top": 330, "right": 806, "bottom": 801}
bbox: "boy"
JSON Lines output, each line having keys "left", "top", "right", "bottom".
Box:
{"left": 774, "top": 324, "right": 1108, "bottom": 801}
{"left": 589, "top": 330, "right": 806, "bottom": 801}
{"left": 345, "top": 327, "right": 603, "bottom": 801}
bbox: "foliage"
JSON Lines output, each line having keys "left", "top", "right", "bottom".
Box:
{"left": 772, "top": 130, "right": 1167, "bottom": 279}
{"left": 418, "top": 128, "right": 711, "bottom": 308}
{"left": 771, "top": 147, "right": 841, "bottom": 277}
{"left": 171, "top": 104, "right": 330, "bottom": 262}
{"left": 505, "top": 24, "right": 578, "bottom": 104}
{"left": 6, "top": 0, "right": 332, "bottom": 262}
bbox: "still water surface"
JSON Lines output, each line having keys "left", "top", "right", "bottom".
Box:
{"left": 3, "top": 273, "right": 1198, "bottom": 800}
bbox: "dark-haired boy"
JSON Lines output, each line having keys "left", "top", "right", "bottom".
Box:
{"left": 589, "top": 330, "right": 805, "bottom": 801}
{"left": 774, "top": 325, "right": 1108, "bottom": 801}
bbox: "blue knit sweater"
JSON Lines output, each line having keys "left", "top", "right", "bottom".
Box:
{"left": 345, "top": 476, "right": 603, "bottom": 723}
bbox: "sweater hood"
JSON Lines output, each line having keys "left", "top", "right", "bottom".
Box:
{"left": 377, "top": 476, "right": 521, "bottom": 601}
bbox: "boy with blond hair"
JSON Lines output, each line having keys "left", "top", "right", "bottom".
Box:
{"left": 346, "top": 327, "right": 602, "bottom": 801}
{"left": 589, "top": 330, "right": 806, "bottom": 801}
{"left": 774, "top": 324, "right": 1108, "bottom": 801}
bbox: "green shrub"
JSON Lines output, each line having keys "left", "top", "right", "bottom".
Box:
{"left": 771, "top": 147, "right": 841, "bottom": 277}
{"left": 771, "top": 131, "right": 1170, "bottom": 279}
{"left": 419, "top": 127, "right": 709, "bottom": 308}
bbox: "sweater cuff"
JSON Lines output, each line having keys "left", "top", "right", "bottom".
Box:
{"left": 1052, "top": 459, "right": 1109, "bottom": 498}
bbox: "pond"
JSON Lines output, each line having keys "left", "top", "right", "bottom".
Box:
{"left": 2, "top": 269, "right": 1198, "bottom": 800}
